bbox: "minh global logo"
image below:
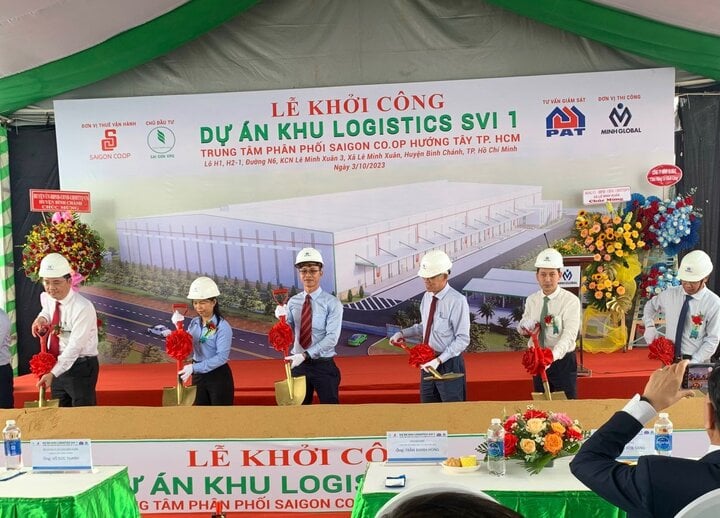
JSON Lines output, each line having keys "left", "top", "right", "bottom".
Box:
{"left": 545, "top": 106, "right": 586, "bottom": 137}
{"left": 147, "top": 126, "right": 176, "bottom": 156}
{"left": 601, "top": 103, "right": 642, "bottom": 135}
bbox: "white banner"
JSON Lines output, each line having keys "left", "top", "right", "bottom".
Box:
{"left": 55, "top": 68, "right": 674, "bottom": 245}
{"left": 22, "top": 435, "right": 483, "bottom": 514}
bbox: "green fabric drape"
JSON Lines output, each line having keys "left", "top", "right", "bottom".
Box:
{"left": 485, "top": 0, "right": 720, "bottom": 81}
{"left": 351, "top": 475, "right": 627, "bottom": 518}
{"left": 0, "top": 0, "right": 260, "bottom": 116}
{"left": 0, "top": 126, "right": 15, "bottom": 374}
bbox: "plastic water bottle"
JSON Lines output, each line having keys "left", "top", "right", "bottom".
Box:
{"left": 654, "top": 412, "right": 673, "bottom": 456}
{"left": 487, "top": 418, "right": 506, "bottom": 476}
{"left": 2, "top": 419, "right": 22, "bottom": 470}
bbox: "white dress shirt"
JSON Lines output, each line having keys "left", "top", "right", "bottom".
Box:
{"left": 643, "top": 285, "right": 720, "bottom": 362}
{"left": 38, "top": 290, "right": 99, "bottom": 377}
{"left": 519, "top": 286, "right": 581, "bottom": 361}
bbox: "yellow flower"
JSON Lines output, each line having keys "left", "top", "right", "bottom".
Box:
{"left": 616, "top": 285, "right": 626, "bottom": 295}
{"left": 588, "top": 282, "right": 596, "bottom": 289}
{"left": 593, "top": 253, "right": 601, "bottom": 262}
{"left": 600, "top": 215, "right": 610, "bottom": 224}
{"left": 615, "top": 249, "right": 624, "bottom": 257}
{"left": 612, "top": 216, "right": 621, "bottom": 225}
{"left": 544, "top": 433, "right": 564, "bottom": 455}
{"left": 526, "top": 418, "right": 545, "bottom": 435}
{"left": 594, "top": 291, "right": 604, "bottom": 299}
{"left": 623, "top": 223, "right": 631, "bottom": 231}
{"left": 520, "top": 438, "right": 536, "bottom": 454}
{"left": 550, "top": 422, "right": 566, "bottom": 435}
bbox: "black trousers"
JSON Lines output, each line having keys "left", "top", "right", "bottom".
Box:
{"left": 291, "top": 357, "right": 341, "bottom": 404}
{"left": 420, "top": 355, "right": 467, "bottom": 403}
{"left": 0, "top": 363, "right": 13, "bottom": 409}
{"left": 533, "top": 352, "right": 577, "bottom": 399}
{"left": 52, "top": 356, "right": 99, "bottom": 407}
{"left": 192, "top": 362, "right": 235, "bottom": 406}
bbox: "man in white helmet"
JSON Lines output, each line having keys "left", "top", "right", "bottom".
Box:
{"left": 30, "top": 253, "right": 99, "bottom": 406}
{"left": 643, "top": 250, "right": 720, "bottom": 362}
{"left": 518, "top": 248, "right": 581, "bottom": 399}
{"left": 390, "top": 250, "right": 470, "bottom": 402}
{"left": 278, "top": 248, "right": 343, "bottom": 404}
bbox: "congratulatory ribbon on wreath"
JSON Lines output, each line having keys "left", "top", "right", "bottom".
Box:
{"left": 0, "top": 126, "right": 17, "bottom": 374}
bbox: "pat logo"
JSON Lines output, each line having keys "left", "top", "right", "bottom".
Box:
{"left": 545, "top": 106, "right": 586, "bottom": 137}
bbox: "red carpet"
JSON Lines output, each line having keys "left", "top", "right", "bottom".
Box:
{"left": 14, "top": 349, "right": 657, "bottom": 407}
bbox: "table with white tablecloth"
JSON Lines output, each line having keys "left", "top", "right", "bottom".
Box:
{"left": 0, "top": 465, "right": 140, "bottom": 517}
{"left": 351, "top": 458, "right": 625, "bottom": 517}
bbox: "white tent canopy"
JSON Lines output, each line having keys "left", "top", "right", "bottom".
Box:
{"left": 2, "top": 0, "right": 719, "bottom": 121}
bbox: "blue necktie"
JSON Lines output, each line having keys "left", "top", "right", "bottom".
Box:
{"left": 674, "top": 295, "right": 692, "bottom": 361}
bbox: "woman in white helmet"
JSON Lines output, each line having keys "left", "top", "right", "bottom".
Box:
{"left": 179, "top": 276, "right": 235, "bottom": 405}
{"left": 643, "top": 250, "right": 720, "bottom": 362}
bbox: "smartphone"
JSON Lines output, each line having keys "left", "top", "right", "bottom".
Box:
{"left": 682, "top": 363, "right": 715, "bottom": 393}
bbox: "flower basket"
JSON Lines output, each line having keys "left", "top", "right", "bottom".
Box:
{"left": 477, "top": 406, "right": 587, "bottom": 474}
{"left": 22, "top": 211, "right": 105, "bottom": 283}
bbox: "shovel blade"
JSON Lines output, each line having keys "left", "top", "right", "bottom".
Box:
{"left": 422, "top": 372, "right": 465, "bottom": 382}
{"left": 24, "top": 386, "right": 60, "bottom": 408}
{"left": 24, "top": 398, "right": 60, "bottom": 408}
{"left": 275, "top": 375, "right": 306, "bottom": 406}
{"left": 162, "top": 384, "right": 197, "bottom": 406}
{"left": 531, "top": 390, "right": 567, "bottom": 401}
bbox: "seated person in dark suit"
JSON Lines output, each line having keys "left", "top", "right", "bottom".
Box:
{"left": 570, "top": 360, "right": 720, "bottom": 518}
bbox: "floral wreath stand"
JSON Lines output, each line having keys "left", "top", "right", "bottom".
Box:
{"left": 25, "top": 326, "right": 60, "bottom": 408}
{"left": 269, "top": 289, "right": 306, "bottom": 406}
{"left": 162, "top": 304, "right": 197, "bottom": 406}
{"left": 525, "top": 328, "right": 567, "bottom": 401}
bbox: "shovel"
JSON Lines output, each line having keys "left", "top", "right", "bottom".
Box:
{"left": 25, "top": 328, "right": 60, "bottom": 408}
{"left": 275, "top": 361, "right": 307, "bottom": 406}
{"left": 162, "top": 359, "right": 198, "bottom": 406}
{"left": 390, "top": 337, "right": 465, "bottom": 382}
{"left": 528, "top": 328, "right": 566, "bottom": 401}
{"left": 270, "top": 289, "right": 307, "bottom": 406}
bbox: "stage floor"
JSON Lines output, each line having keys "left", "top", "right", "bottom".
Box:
{"left": 13, "top": 349, "right": 658, "bottom": 407}
{"left": 15, "top": 349, "right": 660, "bottom": 408}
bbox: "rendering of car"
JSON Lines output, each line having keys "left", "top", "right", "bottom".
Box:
{"left": 347, "top": 333, "right": 368, "bottom": 346}
{"left": 147, "top": 324, "right": 172, "bottom": 337}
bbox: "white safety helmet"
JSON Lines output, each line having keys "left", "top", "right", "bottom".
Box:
{"left": 187, "top": 276, "right": 220, "bottom": 299}
{"left": 418, "top": 250, "right": 452, "bottom": 278}
{"left": 678, "top": 250, "right": 713, "bottom": 282}
{"left": 38, "top": 253, "right": 72, "bottom": 277}
{"left": 535, "top": 248, "right": 564, "bottom": 269}
{"left": 295, "top": 247, "right": 324, "bottom": 266}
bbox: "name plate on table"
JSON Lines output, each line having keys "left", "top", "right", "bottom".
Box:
{"left": 31, "top": 439, "right": 94, "bottom": 472}
{"left": 386, "top": 431, "right": 447, "bottom": 463}
{"left": 616, "top": 428, "right": 655, "bottom": 460}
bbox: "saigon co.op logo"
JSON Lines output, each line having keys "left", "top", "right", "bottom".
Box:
{"left": 147, "top": 126, "right": 176, "bottom": 155}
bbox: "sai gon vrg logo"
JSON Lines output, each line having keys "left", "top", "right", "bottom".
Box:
{"left": 545, "top": 106, "right": 586, "bottom": 137}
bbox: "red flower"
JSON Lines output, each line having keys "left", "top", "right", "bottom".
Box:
{"left": 504, "top": 433, "right": 518, "bottom": 456}
{"left": 408, "top": 344, "right": 436, "bottom": 368}
{"left": 206, "top": 322, "right": 216, "bottom": 331}
{"left": 523, "top": 408, "right": 549, "bottom": 420}
{"left": 268, "top": 320, "right": 293, "bottom": 356}
{"left": 544, "top": 315, "right": 553, "bottom": 325}
{"left": 565, "top": 426, "right": 583, "bottom": 441}
{"left": 521, "top": 347, "right": 553, "bottom": 377}
{"left": 503, "top": 415, "right": 518, "bottom": 432}
{"left": 692, "top": 315, "right": 703, "bottom": 326}
{"left": 648, "top": 336, "right": 674, "bottom": 366}
{"left": 165, "top": 328, "right": 193, "bottom": 361}
{"left": 29, "top": 352, "right": 56, "bottom": 378}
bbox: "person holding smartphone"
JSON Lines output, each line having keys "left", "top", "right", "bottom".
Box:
{"left": 643, "top": 250, "right": 720, "bottom": 362}
{"left": 571, "top": 360, "right": 720, "bottom": 517}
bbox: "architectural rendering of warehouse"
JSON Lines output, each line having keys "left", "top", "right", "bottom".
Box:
{"left": 115, "top": 180, "right": 560, "bottom": 296}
